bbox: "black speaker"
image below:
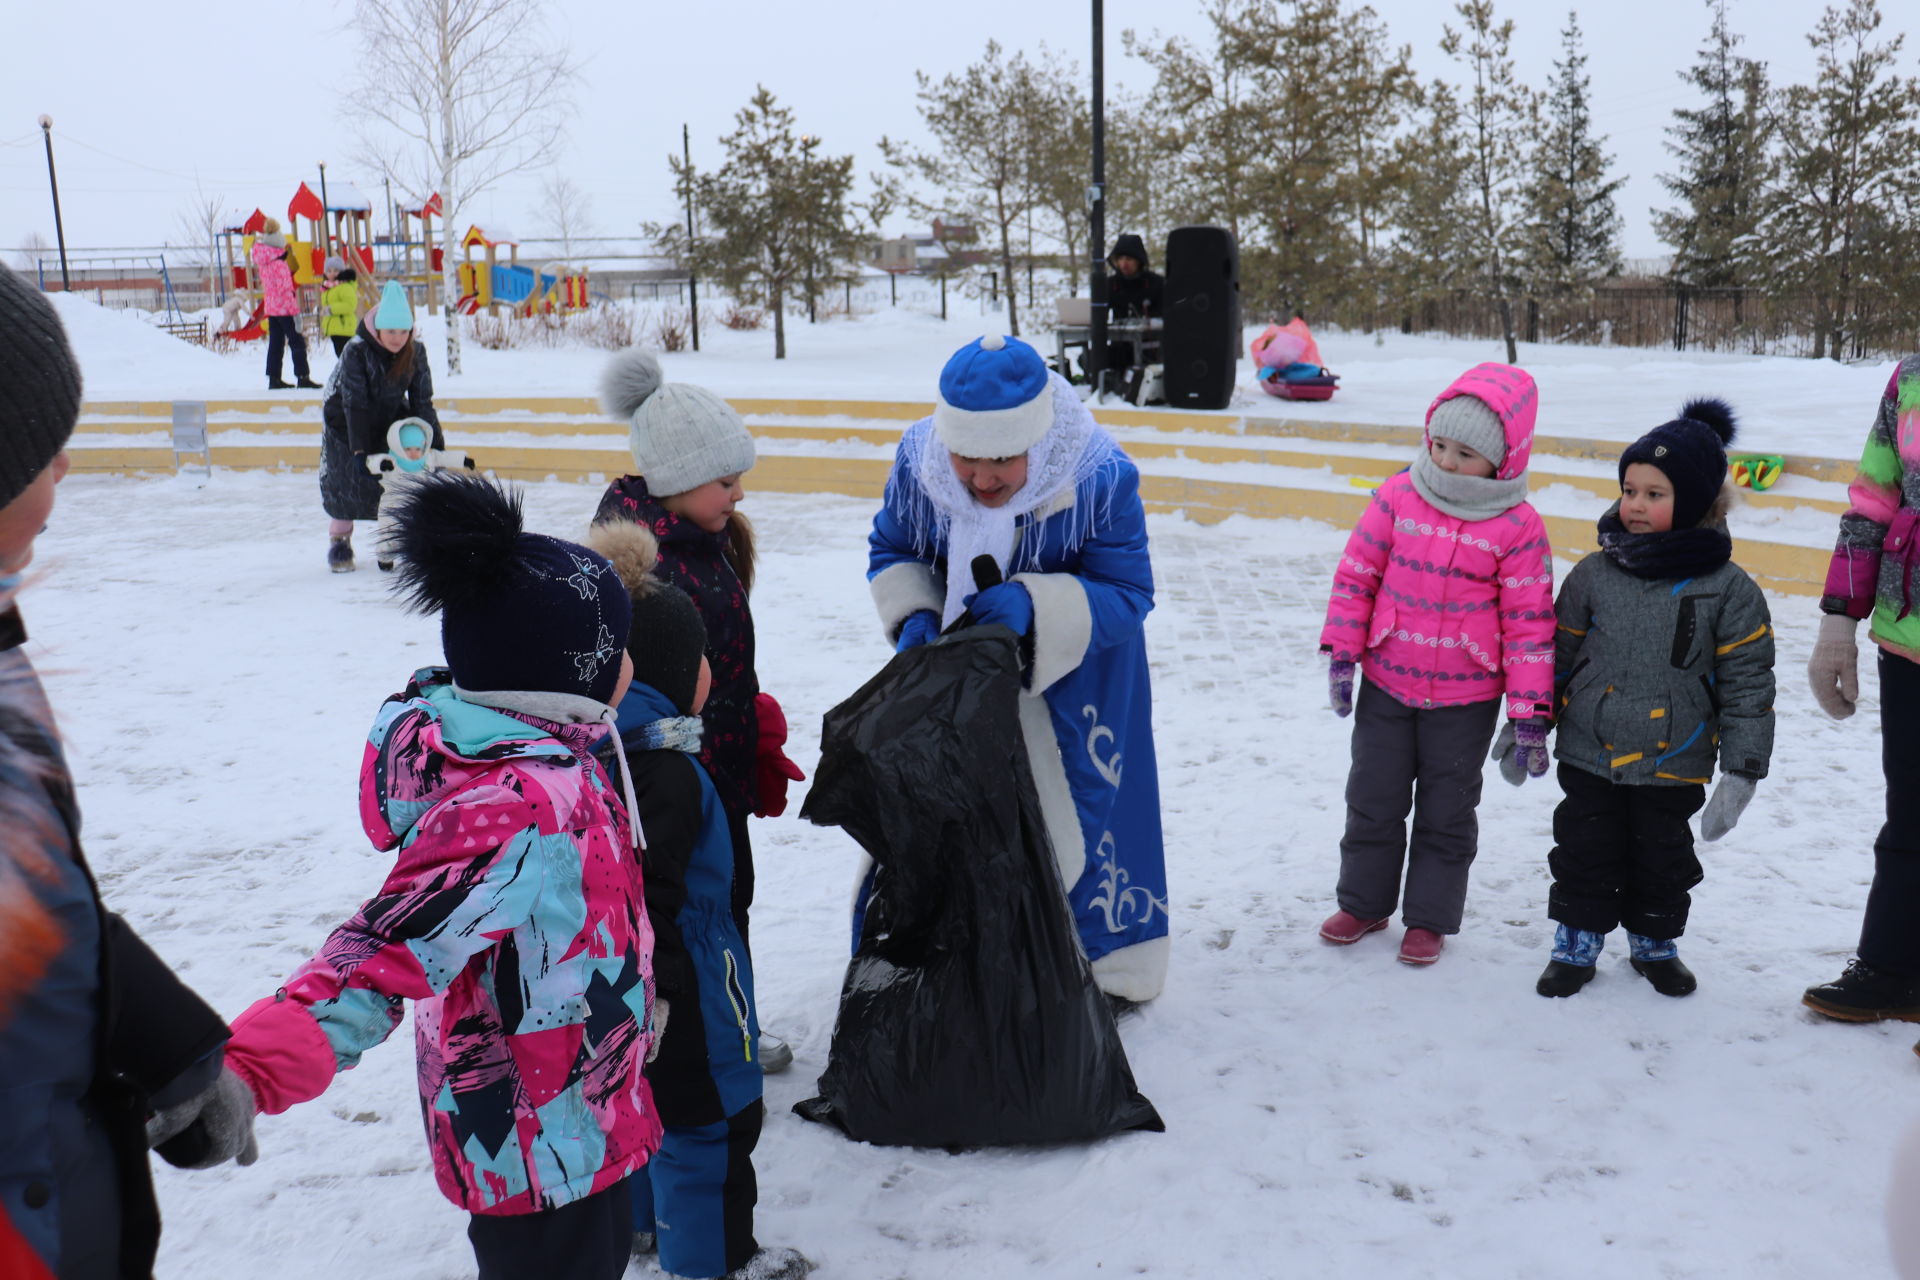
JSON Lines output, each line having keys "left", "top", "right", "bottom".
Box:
{"left": 1162, "top": 226, "right": 1241, "bottom": 411}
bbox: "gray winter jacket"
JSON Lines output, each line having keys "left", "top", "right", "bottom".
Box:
{"left": 1552, "top": 550, "right": 1776, "bottom": 786}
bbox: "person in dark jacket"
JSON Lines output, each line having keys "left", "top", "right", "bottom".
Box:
{"left": 0, "top": 262, "right": 256, "bottom": 1280}
{"left": 1533, "top": 399, "right": 1775, "bottom": 1000}
{"left": 594, "top": 349, "right": 804, "bottom": 1076}
{"left": 587, "top": 521, "right": 810, "bottom": 1280}
{"left": 1105, "top": 232, "right": 1164, "bottom": 322}
{"left": 318, "top": 281, "right": 443, "bottom": 573}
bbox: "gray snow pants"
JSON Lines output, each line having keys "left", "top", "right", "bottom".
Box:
{"left": 1336, "top": 678, "right": 1501, "bottom": 935}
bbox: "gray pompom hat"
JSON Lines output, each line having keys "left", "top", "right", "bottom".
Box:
{"left": 0, "top": 263, "right": 82, "bottom": 510}
{"left": 599, "top": 349, "right": 755, "bottom": 497}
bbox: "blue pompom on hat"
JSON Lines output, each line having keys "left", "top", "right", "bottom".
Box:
{"left": 1618, "top": 397, "right": 1738, "bottom": 530}
{"left": 372, "top": 280, "right": 414, "bottom": 331}
{"left": 933, "top": 334, "right": 1054, "bottom": 459}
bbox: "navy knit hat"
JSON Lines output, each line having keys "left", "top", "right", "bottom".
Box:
{"left": 586, "top": 521, "right": 709, "bottom": 716}
{"left": 0, "top": 263, "right": 82, "bottom": 510}
{"left": 389, "top": 472, "right": 632, "bottom": 707}
{"left": 1618, "top": 397, "right": 1738, "bottom": 530}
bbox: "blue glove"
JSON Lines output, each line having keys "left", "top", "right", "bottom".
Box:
{"left": 894, "top": 610, "right": 941, "bottom": 652}
{"left": 964, "top": 582, "right": 1034, "bottom": 636}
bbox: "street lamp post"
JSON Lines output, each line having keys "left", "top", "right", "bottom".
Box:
{"left": 683, "top": 123, "right": 700, "bottom": 352}
{"left": 1089, "top": 0, "right": 1109, "bottom": 397}
{"left": 317, "top": 162, "right": 333, "bottom": 258}
{"left": 37, "top": 115, "right": 72, "bottom": 293}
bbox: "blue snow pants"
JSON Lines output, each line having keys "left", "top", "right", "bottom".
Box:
{"left": 630, "top": 1102, "right": 763, "bottom": 1278}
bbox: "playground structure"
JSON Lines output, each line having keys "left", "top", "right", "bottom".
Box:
{"left": 457, "top": 224, "right": 589, "bottom": 318}
{"left": 393, "top": 191, "right": 444, "bottom": 316}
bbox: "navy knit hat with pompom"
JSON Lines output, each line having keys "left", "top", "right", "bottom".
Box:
{"left": 388, "top": 471, "right": 632, "bottom": 707}
{"left": 1618, "top": 397, "right": 1738, "bottom": 531}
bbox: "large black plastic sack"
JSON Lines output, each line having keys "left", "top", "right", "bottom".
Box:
{"left": 794, "top": 625, "right": 1163, "bottom": 1147}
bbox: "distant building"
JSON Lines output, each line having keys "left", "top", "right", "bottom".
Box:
{"left": 870, "top": 218, "right": 986, "bottom": 275}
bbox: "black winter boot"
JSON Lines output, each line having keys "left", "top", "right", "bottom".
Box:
{"left": 1630, "top": 956, "right": 1697, "bottom": 997}
{"left": 327, "top": 535, "right": 354, "bottom": 573}
{"left": 268, "top": 377, "right": 293, "bottom": 390}
{"left": 1536, "top": 960, "right": 1596, "bottom": 998}
{"left": 296, "top": 376, "right": 322, "bottom": 389}
{"left": 1803, "top": 960, "right": 1920, "bottom": 1022}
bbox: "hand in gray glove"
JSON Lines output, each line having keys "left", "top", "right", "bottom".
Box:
{"left": 1807, "top": 613, "right": 1860, "bottom": 719}
{"left": 147, "top": 1067, "right": 259, "bottom": 1170}
{"left": 646, "top": 997, "right": 670, "bottom": 1065}
{"left": 1329, "top": 660, "right": 1355, "bottom": 718}
{"left": 1700, "top": 773, "right": 1757, "bottom": 842}
{"left": 1490, "top": 717, "right": 1551, "bottom": 786}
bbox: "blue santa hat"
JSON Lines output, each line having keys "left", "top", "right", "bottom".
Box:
{"left": 933, "top": 334, "right": 1054, "bottom": 459}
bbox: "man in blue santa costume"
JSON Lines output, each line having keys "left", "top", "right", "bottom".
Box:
{"left": 864, "top": 333, "right": 1169, "bottom": 1003}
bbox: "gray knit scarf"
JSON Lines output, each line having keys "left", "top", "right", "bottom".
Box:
{"left": 1408, "top": 452, "right": 1529, "bottom": 522}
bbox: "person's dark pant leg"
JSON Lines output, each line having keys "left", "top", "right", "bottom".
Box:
{"left": 330, "top": 334, "right": 349, "bottom": 356}
{"left": 650, "top": 1103, "right": 764, "bottom": 1279}
{"left": 1402, "top": 697, "right": 1501, "bottom": 934}
{"left": 1862, "top": 649, "right": 1920, "bottom": 974}
{"left": 467, "top": 1177, "right": 634, "bottom": 1280}
{"left": 1621, "top": 783, "right": 1706, "bottom": 939}
{"left": 1336, "top": 679, "right": 1419, "bottom": 921}
{"left": 1548, "top": 764, "right": 1633, "bottom": 933}
{"left": 265, "top": 315, "right": 288, "bottom": 380}
{"left": 287, "top": 322, "right": 310, "bottom": 380}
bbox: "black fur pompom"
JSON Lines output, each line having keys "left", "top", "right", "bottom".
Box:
{"left": 1679, "top": 396, "right": 1737, "bottom": 446}
{"left": 389, "top": 471, "right": 529, "bottom": 614}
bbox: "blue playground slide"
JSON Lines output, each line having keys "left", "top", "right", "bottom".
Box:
{"left": 491, "top": 263, "right": 556, "bottom": 306}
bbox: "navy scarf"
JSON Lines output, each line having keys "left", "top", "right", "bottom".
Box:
{"left": 1595, "top": 506, "right": 1732, "bottom": 580}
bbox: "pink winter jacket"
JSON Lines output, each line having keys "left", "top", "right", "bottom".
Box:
{"left": 225, "top": 672, "right": 661, "bottom": 1215}
{"left": 251, "top": 237, "right": 298, "bottom": 316}
{"left": 1319, "top": 364, "right": 1555, "bottom": 719}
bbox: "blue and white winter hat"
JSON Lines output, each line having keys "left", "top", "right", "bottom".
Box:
{"left": 933, "top": 334, "right": 1055, "bottom": 459}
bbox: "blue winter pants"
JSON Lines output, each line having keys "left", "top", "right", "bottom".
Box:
{"left": 631, "top": 1102, "right": 763, "bottom": 1279}
{"left": 1863, "top": 649, "right": 1920, "bottom": 976}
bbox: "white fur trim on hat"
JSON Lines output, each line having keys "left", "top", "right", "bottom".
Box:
{"left": 935, "top": 382, "right": 1057, "bottom": 459}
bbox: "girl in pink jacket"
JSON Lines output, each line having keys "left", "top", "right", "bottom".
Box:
{"left": 220, "top": 473, "right": 661, "bottom": 1280}
{"left": 1317, "top": 364, "right": 1555, "bottom": 965}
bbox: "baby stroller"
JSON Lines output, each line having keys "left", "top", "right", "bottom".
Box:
{"left": 1251, "top": 319, "right": 1339, "bottom": 402}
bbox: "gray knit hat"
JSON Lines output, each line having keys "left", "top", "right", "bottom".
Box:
{"left": 1425, "top": 393, "right": 1507, "bottom": 468}
{"left": 599, "top": 349, "right": 755, "bottom": 497}
{"left": 0, "top": 264, "right": 82, "bottom": 510}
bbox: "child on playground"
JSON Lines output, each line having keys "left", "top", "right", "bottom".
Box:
{"left": 588, "top": 520, "right": 812, "bottom": 1280}
{"left": 1318, "top": 363, "right": 1555, "bottom": 965}
{"left": 320, "top": 256, "right": 359, "bottom": 356}
{"left": 596, "top": 349, "right": 804, "bottom": 1073}
{"left": 366, "top": 415, "right": 471, "bottom": 571}
{"left": 218, "top": 471, "right": 662, "bottom": 1280}
{"left": 1535, "top": 399, "right": 1775, "bottom": 999}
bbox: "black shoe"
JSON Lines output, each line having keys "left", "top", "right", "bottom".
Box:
{"left": 268, "top": 378, "right": 293, "bottom": 390}
{"left": 327, "top": 536, "right": 354, "bottom": 573}
{"left": 1803, "top": 959, "right": 1920, "bottom": 1022}
{"left": 1630, "top": 955, "right": 1697, "bottom": 997}
{"left": 1536, "top": 959, "right": 1596, "bottom": 998}
{"left": 377, "top": 559, "right": 395, "bottom": 572}
{"left": 295, "top": 376, "right": 322, "bottom": 389}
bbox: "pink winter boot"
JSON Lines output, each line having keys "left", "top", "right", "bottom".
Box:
{"left": 1398, "top": 927, "right": 1445, "bottom": 965}
{"left": 1319, "top": 909, "right": 1389, "bottom": 945}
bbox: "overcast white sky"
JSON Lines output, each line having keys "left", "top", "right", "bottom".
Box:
{"left": 0, "top": 1, "right": 1860, "bottom": 266}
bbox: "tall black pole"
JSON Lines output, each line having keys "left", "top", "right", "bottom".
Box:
{"left": 37, "top": 115, "right": 71, "bottom": 293}
{"left": 1089, "top": 0, "right": 1108, "bottom": 395}
{"left": 317, "top": 162, "right": 333, "bottom": 257}
{"left": 683, "top": 123, "right": 701, "bottom": 353}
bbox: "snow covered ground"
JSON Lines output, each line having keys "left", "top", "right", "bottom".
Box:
{"left": 19, "top": 468, "right": 1919, "bottom": 1279}
{"left": 61, "top": 293, "right": 1900, "bottom": 462}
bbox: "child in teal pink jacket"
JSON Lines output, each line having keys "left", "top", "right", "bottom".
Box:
{"left": 1317, "top": 363, "right": 1555, "bottom": 965}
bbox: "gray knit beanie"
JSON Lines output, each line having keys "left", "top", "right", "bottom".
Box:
{"left": 0, "top": 264, "right": 82, "bottom": 510}
{"left": 599, "top": 349, "right": 755, "bottom": 497}
{"left": 1426, "top": 393, "right": 1507, "bottom": 468}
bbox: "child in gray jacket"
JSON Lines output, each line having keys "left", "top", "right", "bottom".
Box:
{"left": 1535, "top": 398, "right": 1775, "bottom": 999}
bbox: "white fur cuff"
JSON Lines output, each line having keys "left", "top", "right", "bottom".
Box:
{"left": 1091, "top": 934, "right": 1169, "bottom": 1002}
{"left": 1012, "top": 571, "right": 1092, "bottom": 695}
{"left": 869, "top": 561, "right": 945, "bottom": 641}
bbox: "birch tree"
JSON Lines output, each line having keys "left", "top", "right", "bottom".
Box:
{"left": 349, "top": 0, "right": 579, "bottom": 375}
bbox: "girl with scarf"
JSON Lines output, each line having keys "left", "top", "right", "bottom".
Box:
{"left": 867, "top": 334, "right": 1168, "bottom": 1004}
{"left": 1535, "top": 398, "right": 1775, "bottom": 999}
{"left": 1318, "top": 364, "right": 1555, "bottom": 966}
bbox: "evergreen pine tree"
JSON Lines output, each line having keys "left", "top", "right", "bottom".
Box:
{"left": 1652, "top": 0, "right": 1771, "bottom": 288}
{"left": 1525, "top": 11, "right": 1625, "bottom": 293}
{"left": 1383, "top": 79, "right": 1475, "bottom": 313}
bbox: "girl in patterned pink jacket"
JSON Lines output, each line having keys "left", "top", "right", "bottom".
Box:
{"left": 220, "top": 473, "right": 661, "bottom": 1280}
{"left": 1316, "top": 364, "right": 1556, "bottom": 965}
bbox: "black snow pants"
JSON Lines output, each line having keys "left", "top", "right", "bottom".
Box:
{"left": 1861, "top": 649, "right": 1920, "bottom": 976}
{"left": 1546, "top": 762, "right": 1706, "bottom": 939}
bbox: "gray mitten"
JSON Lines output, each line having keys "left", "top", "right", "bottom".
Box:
{"left": 1490, "top": 718, "right": 1550, "bottom": 787}
{"left": 1700, "top": 773, "right": 1757, "bottom": 842}
{"left": 1329, "top": 660, "right": 1355, "bottom": 718}
{"left": 147, "top": 1067, "right": 259, "bottom": 1170}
